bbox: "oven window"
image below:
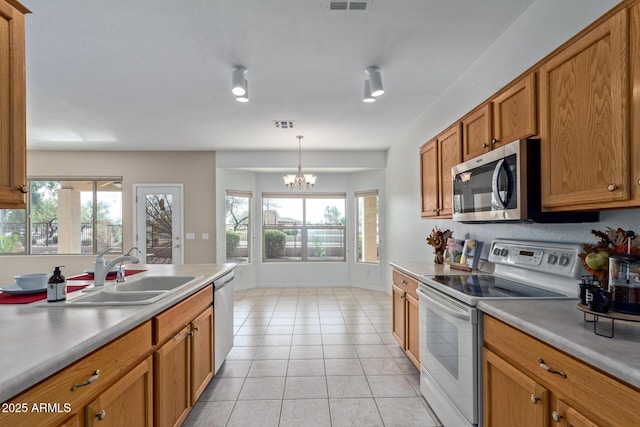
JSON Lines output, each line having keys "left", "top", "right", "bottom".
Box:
{"left": 426, "top": 307, "right": 459, "bottom": 379}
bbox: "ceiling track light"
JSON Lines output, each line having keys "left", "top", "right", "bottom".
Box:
{"left": 232, "top": 66, "right": 247, "bottom": 96}
{"left": 363, "top": 79, "right": 375, "bottom": 103}
{"left": 236, "top": 79, "right": 249, "bottom": 103}
{"left": 365, "top": 66, "right": 384, "bottom": 97}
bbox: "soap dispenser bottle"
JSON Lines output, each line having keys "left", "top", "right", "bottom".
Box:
{"left": 47, "top": 266, "right": 66, "bottom": 302}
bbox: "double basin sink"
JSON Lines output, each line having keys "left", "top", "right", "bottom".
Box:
{"left": 41, "top": 276, "right": 200, "bottom": 307}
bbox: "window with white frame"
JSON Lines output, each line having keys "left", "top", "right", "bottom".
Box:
{"left": 225, "top": 190, "right": 251, "bottom": 264}
{"left": 262, "top": 193, "right": 346, "bottom": 262}
{"left": 0, "top": 178, "right": 123, "bottom": 255}
{"left": 356, "top": 190, "right": 379, "bottom": 263}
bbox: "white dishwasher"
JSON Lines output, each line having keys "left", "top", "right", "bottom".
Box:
{"left": 213, "top": 271, "right": 234, "bottom": 374}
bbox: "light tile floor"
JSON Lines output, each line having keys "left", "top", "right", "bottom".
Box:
{"left": 184, "top": 287, "right": 441, "bottom": 427}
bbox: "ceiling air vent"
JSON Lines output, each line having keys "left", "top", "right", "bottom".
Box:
{"left": 329, "top": 0, "right": 372, "bottom": 11}
{"left": 273, "top": 120, "right": 294, "bottom": 129}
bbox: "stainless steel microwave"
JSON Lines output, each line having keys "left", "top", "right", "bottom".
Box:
{"left": 451, "top": 139, "right": 598, "bottom": 223}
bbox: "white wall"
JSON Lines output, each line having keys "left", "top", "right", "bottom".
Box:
{"left": 216, "top": 153, "right": 386, "bottom": 291}
{"left": 385, "top": 0, "right": 627, "bottom": 290}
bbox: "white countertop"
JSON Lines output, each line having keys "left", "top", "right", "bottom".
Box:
{"left": 0, "top": 263, "right": 235, "bottom": 403}
{"left": 478, "top": 299, "right": 640, "bottom": 390}
{"left": 392, "top": 261, "right": 640, "bottom": 390}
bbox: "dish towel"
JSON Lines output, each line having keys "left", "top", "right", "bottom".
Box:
{"left": 0, "top": 285, "right": 90, "bottom": 304}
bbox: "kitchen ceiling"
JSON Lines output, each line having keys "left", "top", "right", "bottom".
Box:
{"left": 23, "top": 0, "right": 535, "bottom": 152}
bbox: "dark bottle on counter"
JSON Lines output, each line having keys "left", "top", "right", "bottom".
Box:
{"left": 47, "top": 266, "right": 66, "bottom": 302}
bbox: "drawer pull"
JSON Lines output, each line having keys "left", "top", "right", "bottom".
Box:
{"left": 538, "top": 359, "right": 566, "bottom": 378}
{"left": 552, "top": 411, "right": 562, "bottom": 422}
{"left": 402, "top": 280, "right": 408, "bottom": 285}
{"left": 607, "top": 183, "right": 617, "bottom": 192}
{"left": 97, "top": 409, "right": 107, "bottom": 421}
{"left": 530, "top": 394, "right": 539, "bottom": 404}
{"left": 71, "top": 369, "right": 100, "bottom": 391}
{"left": 173, "top": 331, "right": 183, "bottom": 341}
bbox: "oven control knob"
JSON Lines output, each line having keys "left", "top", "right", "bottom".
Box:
{"left": 548, "top": 254, "right": 558, "bottom": 265}
{"left": 559, "top": 255, "right": 570, "bottom": 266}
{"left": 493, "top": 247, "right": 501, "bottom": 256}
{"left": 500, "top": 248, "right": 508, "bottom": 257}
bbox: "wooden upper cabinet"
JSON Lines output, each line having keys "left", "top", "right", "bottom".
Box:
{"left": 438, "top": 125, "right": 462, "bottom": 217}
{"left": 539, "top": 8, "right": 630, "bottom": 209}
{"left": 0, "top": 0, "right": 29, "bottom": 209}
{"left": 420, "top": 124, "right": 461, "bottom": 218}
{"left": 492, "top": 73, "right": 537, "bottom": 147}
{"left": 420, "top": 140, "right": 438, "bottom": 217}
{"left": 462, "top": 103, "right": 492, "bottom": 161}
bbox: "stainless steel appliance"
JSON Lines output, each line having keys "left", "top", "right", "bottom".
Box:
{"left": 451, "top": 139, "right": 598, "bottom": 223}
{"left": 213, "top": 271, "right": 235, "bottom": 374}
{"left": 418, "top": 239, "right": 583, "bottom": 427}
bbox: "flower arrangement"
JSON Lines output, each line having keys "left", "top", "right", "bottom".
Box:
{"left": 579, "top": 227, "right": 639, "bottom": 287}
{"left": 427, "top": 227, "right": 452, "bottom": 263}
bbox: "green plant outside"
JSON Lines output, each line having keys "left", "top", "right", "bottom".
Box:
{"left": 226, "top": 230, "right": 240, "bottom": 257}
{"left": 264, "top": 229, "right": 286, "bottom": 259}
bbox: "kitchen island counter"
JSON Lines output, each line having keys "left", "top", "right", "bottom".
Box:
{"left": 0, "top": 263, "right": 235, "bottom": 403}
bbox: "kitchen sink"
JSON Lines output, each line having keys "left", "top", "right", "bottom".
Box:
{"left": 60, "top": 290, "right": 167, "bottom": 306}
{"left": 113, "top": 276, "right": 197, "bottom": 292}
{"left": 38, "top": 275, "right": 204, "bottom": 307}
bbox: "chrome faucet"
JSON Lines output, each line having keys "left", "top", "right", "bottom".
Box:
{"left": 93, "top": 248, "right": 140, "bottom": 287}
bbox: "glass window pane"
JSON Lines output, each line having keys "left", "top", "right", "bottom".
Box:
{"left": 0, "top": 209, "right": 27, "bottom": 254}
{"left": 305, "top": 198, "right": 345, "bottom": 225}
{"left": 357, "top": 194, "right": 379, "bottom": 263}
{"left": 225, "top": 194, "right": 250, "bottom": 264}
{"left": 263, "top": 198, "right": 303, "bottom": 226}
{"left": 307, "top": 228, "right": 345, "bottom": 261}
{"left": 30, "top": 180, "right": 62, "bottom": 254}
{"left": 145, "top": 194, "right": 173, "bottom": 263}
{"left": 96, "top": 181, "right": 123, "bottom": 254}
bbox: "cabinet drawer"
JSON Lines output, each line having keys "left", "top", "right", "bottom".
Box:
{"left": 483, "top": 315, "right": 640, "bottom": 426}
{"left": 0, "top": 321, "right": 151, "bottom": 427}
{"left": 392, "top": 270, "right": 418, "bottom": 299}
{"left": 154, "top": 284, "right": 213, "bottom": 345}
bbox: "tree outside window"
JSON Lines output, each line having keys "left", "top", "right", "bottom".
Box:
{"left": 225, "top": 191, "right": 251, "bottom": 264}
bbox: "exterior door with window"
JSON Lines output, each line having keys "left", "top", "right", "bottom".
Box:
{"left": 134, "top": 185, "right": 183, "bottom": 264}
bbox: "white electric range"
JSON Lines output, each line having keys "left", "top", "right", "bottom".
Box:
{"left": 418, "top": 239, "right": 583, "bottom": 427}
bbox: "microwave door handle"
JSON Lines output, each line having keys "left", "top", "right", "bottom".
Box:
{"left": 492, "top": 159, "right": 509, "bottom": 209}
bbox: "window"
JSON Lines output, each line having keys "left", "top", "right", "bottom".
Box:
{"left": 225, "top": 191, "right": 251, "bottom": 264}
{"left": 356, "top": 190, "right": 379, "bottom": 263}
{"left": 0, "top": 178, "right": 123, "bottom": 255}
{"left": 262, "top": 193, "right": 346, "bottom": 262}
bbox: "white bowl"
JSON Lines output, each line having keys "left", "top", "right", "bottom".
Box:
{"left": 14, "top": 273, "right": 50, "bottom": 290}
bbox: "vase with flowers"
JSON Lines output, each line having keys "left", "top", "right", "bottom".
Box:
{"left": 427, "top": 227, "right": 453, "bottom": 264}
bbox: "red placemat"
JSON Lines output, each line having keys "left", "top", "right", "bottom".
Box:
{"left": 0, "top": 284, "right": 89, "bottom": 304}
{"left": 67, "top": 269, "right": 147, "bottom": 281}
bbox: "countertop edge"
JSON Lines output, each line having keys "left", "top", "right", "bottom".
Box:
{"left": 0, "top": 264, "right": 235, "bottom": 403}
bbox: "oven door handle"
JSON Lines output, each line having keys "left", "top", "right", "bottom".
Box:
{"left": 417, "top": 287, "right": 473, "bottom": 322}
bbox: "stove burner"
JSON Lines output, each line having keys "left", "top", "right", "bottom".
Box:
{"left": 428, "top": 274, "right": 567, "bottom": 298}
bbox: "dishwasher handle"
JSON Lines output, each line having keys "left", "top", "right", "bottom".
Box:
{"left": 214, "top": 271, "right": 235, "bottom": 291}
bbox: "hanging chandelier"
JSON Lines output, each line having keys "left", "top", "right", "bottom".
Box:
{"left": 283, "top": 135, "right": 317, "bottom": 190}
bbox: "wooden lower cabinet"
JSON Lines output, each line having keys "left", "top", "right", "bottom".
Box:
{"left": 85, "top": 357, "right": 153, "bottom": 427}
{"left": 0, "top": 322, "right": 151, "bottom": 427}
{"left": 391, "top": 269, "right": 420, "bottom": 369}
{"left": 153, "top": 286, "right": 214, "bottom": 427}
{"left": 483, "top": 315, "right": 640, "bottom": 427}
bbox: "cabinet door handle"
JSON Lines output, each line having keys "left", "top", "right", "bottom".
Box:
{"left": 482, "top": 143, "right": 489, "bottom": 148}
{"left": 193, "top": 325, "right": 200, "bottom": 332}
{"left": 400, "top": 294, "right": 406, "bottom": 300}
{"left": 401, "top": 280, "right": 408, "bottom": 285}
{"left": 538, "top": 359, "right": 567, "bottom": 378}
{"left": 96, "top": 409, "right": 107, "bottom": 421}
{"left": 552, "top": 411, "right": 562, "bottom": 422}
{"left": 607, "top": 183, "right": 617, "bottom": 192}
{"left": 18, "top": 184, "right": 29, "bottom": 194}
{"left": 491, "top": 138, "right": 499, "bottom": 145}
{"left": 71, "top": 370, "right": 100, "bottom": 391}
{"left": 530, "top": 394, "right": 539, "bottom": 404}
